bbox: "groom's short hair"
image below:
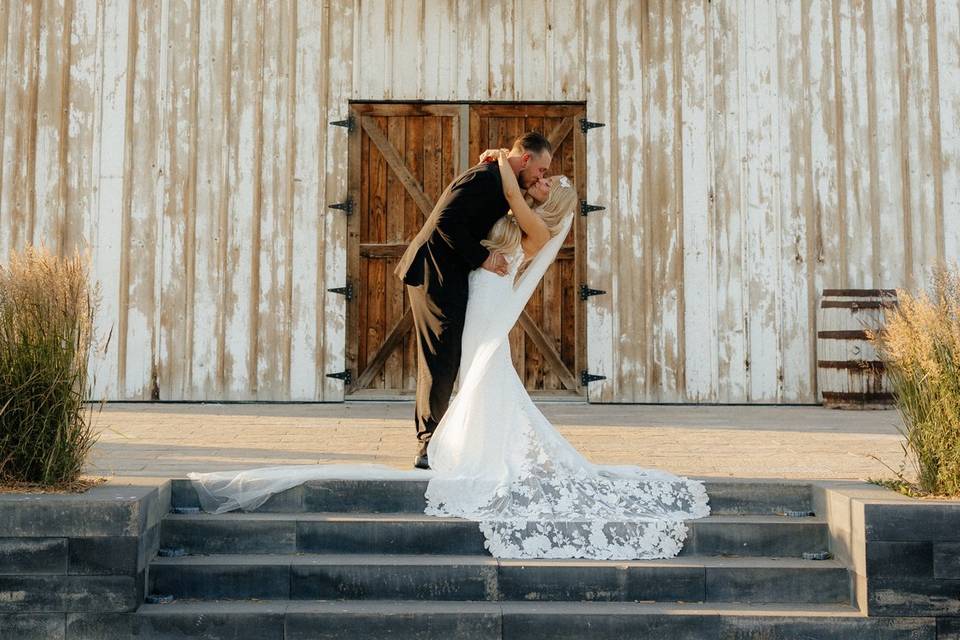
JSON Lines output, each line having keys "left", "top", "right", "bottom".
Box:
{"left": 512, "top": 131, "right": 552, "bottom": 157}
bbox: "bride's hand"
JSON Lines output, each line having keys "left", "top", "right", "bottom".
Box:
{"left": 478, "top": 147, "right": 509, "bottom": 164}
{"left": 496, "top": 150, "right": 550, "bottom": 251}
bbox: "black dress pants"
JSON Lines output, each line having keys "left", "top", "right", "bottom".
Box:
{"left": 406, "top": 265, "right": 469, "bottom": 455}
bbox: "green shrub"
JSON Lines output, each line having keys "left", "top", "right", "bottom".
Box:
{"left": 0, "top": 244, "right": 107, "bottom": 486}
{"left": 867, "top": 264, "right": 960, "bottom": 496}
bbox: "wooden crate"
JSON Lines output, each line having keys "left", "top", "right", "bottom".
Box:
{"left": 816, "top": 289, "right": 898, "bottom": 409}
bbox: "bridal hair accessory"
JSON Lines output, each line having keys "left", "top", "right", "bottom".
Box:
{"left": 559, "top": 175, "right": 571, "bottom": 188}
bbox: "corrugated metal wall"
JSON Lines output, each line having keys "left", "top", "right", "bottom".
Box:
{"left": 0, "top": 0, "right": 956, "bottom": 403}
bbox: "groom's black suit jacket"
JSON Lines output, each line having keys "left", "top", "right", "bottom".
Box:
{"left": 399, "top": 161, "right": 511, "bottom": 447}
{"left": 395, "top": 161, "right": 510, "bottom": 290}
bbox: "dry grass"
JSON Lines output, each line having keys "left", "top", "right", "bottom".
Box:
{"left": 867, "top": 263, "right": 960, "bottom": 497}
{"left": 0, "top": 243, "right": 109, "bottom": 486}
{"left": 0, "top": 475, "right": 109, "bottom": 494}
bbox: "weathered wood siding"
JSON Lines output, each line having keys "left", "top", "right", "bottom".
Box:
{"left": 0, "top": 0, "right": 956, "bottom": 403}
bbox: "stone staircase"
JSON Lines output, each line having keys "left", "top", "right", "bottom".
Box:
{"left": 132, "top": 478, "right": 930, "bottom": 639}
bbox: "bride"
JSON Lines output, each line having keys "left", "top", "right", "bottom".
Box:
{"left": 422, "top": 150, "right": 709, "bottom": 559}
{"left": 187, "top": 150, "right": 710, "bottom": 561}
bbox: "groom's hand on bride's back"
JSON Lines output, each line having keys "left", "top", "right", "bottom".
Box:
{"left": 481, "top": 251, "right": 509, "bottom": 277}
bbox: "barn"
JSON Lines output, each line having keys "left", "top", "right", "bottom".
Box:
{"left": 0, "top": 0, "right": 956, "bottom": 404}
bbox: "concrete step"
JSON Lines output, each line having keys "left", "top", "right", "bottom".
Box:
{"left": 159, "top": 512, "right": 829, "bottom": 558}
{"left": 171, "top": 477, "right": 814, "bottom": 516}
{"left": 146, "top": 553, "right": 851, "bottom": 605}
{"left": 133, "top": 600, "right": 934, "bottom": 640}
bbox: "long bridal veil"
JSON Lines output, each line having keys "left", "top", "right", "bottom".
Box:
{"left": 187, "top": 463, "right": 432, "bottom": 515}
{"left": 185, "top": 213, "right": 577, "bottom": 516}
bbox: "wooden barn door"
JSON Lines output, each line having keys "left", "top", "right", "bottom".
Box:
{"left": 346, "top": 102, "right": 586, "bottom": 399}
{"left": 469, "top": 105, "right": 586, "bottom": 396}
{"left": 346, "top": 104, "right": 465, "bottom": 397}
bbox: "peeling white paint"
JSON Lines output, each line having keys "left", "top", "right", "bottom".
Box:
{"left": 2, "top": 0, "right": 957, "bottom": 403}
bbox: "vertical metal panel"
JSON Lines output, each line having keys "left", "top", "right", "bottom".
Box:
{"left": 288, "top": 0, "right": 325, "bottom": 401}
{"left": 1, "top": 2, "right": 40, "bottom": 260}
{"left": 937, "top": 0, "right": 960, "bottom": 265}
{"left": 487, "top": 0, "right": 517, "bottom": 101}
{"left": 901, "top": 0, "right": 942, "bottom": 290}
{"left": 583, "top": 0, "right": 616, "bottom": 402}
{"left": 0, "top": 0, "right": 9, "bottom": 264}
{"left": 220, "top": 0, "right": 260, "bottom": 399}
{"left": 710, "top": 0, "right": 748, "bottom": 403}
{"left": 455, "top": 0, "right": 488, "bottom": 100}
{"left": 837, "top": 0, "right": 872, "bottom": 290}
{"left": 320, "top": 0, "right": 354, "bottom": 401}
{"left": 806, "top": 0, "right": 843, "bottom": 405}
{"left": 124, "top": 0, "right": 166, "bottom": 401}
{"left": 64, "top": 0, "right": 98, "bottom": 260}
{"left": 870, "top": 0, "right": 907, "bottom": 296}
{"left": 625, "top": 0, "right": 649, "bottom": 401}
{"left": 743, "top": 0, "right": 782, "bottom": 402}
{"left": 90, "top": 0, "right": 131, "bottom": 401}
{"left": 422, "top": 0, "right": 456, "bottom": 101}
{"left": 681, "top": 0, "right": 717, "bottom": 402}
{"left": 0, "top": 0, "right": 957, "bottom": 403}
{"left": 34, "top": 0, "right": 70, "bottom": 255}
{"left": 256, "top": 0, "right": 295, "bottom": 399}
{"left": 191, "top": 0, "right": 229, "bottom": 399}
{"left": 776, "top": 0, "right": 816, "bottom": 403}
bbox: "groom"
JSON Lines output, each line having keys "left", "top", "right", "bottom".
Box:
{"left": 396, "top": 131, "right": 553, "bottom": 469}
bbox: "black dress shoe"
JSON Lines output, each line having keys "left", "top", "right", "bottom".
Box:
{"left": 413, "top": 454, "right": 430, "bottom": 470}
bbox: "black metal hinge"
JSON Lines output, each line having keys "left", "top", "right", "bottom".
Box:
{"left": 580, "top": 201, "right": 605, "bottom": 216}
{"left": 580, "top": 118, "right": 605, "bottom": 133}
{"left": 328, "top": 198, "right": 354, "bottom": 215}
{"left": 329, "top": 115, "right": 355, "bottom": 132}
{"left": 580, "top": 284, "right": 607, "bottom": 300}
{"left": 581, "top": 370, "right": 607, "bottom": 386}
{"left": 326, "top": 370, "right": 352, "bottom": 385}
{"left": 327, "top": 281, "right": 354, "bottom": 301}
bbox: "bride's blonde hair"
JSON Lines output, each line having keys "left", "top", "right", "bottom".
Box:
{"left": 481, "top": 176, "right": 577, "bottom": 270}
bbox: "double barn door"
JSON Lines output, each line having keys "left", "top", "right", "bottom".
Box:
{"left": 345, "top": 103, "right": 586, "bottom": 398}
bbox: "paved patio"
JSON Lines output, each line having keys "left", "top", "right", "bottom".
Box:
{"left": 83, "top": 402, "right": 916, "bottom": 485}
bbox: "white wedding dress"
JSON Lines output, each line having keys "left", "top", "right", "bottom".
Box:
{"left": 422, "top": 211, "right": 710, "bottom": 559}
{"left": 187, "top": 210, "right": 710, "bottom": 560}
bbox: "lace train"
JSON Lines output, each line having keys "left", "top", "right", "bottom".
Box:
{"left": 424, "top": 381, "right": 710, "bottom": 559}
